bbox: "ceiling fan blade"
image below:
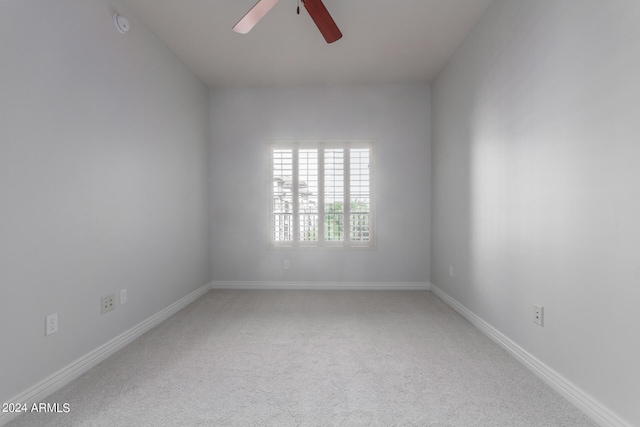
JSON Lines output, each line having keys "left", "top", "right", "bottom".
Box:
{"left": 303, "top": 0, "right": 342, "bottom": 43}
{"left": 233, "top": 0, "right": 280, "bottom": 34}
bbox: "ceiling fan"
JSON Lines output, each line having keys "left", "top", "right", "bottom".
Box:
{"left": 233, "top": 0, "right": 342, "bottom": 44}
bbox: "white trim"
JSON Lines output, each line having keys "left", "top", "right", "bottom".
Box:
{"left": 0, "top": 282, "right": 212, "bottom": 427}
{"left": 210, "top": 281, "right": 430, "bottom": 291}
{"left": 429, "top": 283, "right": 631, "bottom": 427}
{"left": 343, "top": 147, "right": 351, "bottom": 246}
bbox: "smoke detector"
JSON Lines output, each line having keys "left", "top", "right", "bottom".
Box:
{"left": 113, "top": 13, "right": 130, "bottom": 34}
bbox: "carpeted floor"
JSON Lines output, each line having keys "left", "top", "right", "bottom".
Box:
{"left": 8, "top": 290, "right": 597, "bottom": 426}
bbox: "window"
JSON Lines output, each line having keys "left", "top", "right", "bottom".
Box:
{"left": 271, "top": 140, "right": 375, "bottom": 248}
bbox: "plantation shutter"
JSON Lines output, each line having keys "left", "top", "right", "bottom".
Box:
{"left": 271, "top": 141, "right": 374, "bottom": 248}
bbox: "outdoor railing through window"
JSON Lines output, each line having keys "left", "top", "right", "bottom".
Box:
{"left": 273, "top": 212, "right": 293, "bottom": 241}
{"left": 300, "top": 213, "right": 319, "bottom": 241}
{"left": 274, "top": 212, "right": 370, "bottom": 243}
{"left": 350, "top": 213, "right": 370, "bottom": 241}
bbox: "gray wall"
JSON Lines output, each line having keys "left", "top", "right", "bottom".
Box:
{"left": 0, "top": 0, "right": 210, "bottom": 404}
{"left": 431, "top": 1, "right": 640, "bottom": 425}
{"left": 210, "top": 84, "right": 430, "bottom": 283}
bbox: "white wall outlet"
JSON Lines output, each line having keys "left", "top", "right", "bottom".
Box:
{"left": 101, "top": 294, "right": 115, "bottom": 314}
{"left": 283, "top": 260, "right": 290, "bottom": 270}
{"left": 45, "top": 313, "right": 58, "bottom": 336}
{"left": 449, "top": 265, "right": 454, "bottom": 277}
{"left": 533, "top": 304, "right": 544, "bottom": 326}
{"left": 120, "top": 289, "right": 127, "bottom": 304}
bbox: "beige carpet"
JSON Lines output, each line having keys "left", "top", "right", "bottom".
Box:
{"left": 8, "top": 290, "right": 597, "bottom": 426}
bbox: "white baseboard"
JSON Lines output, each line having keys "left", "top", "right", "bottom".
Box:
{"left": 0, "top": 282, "right": 212, "bottom": 427}
{"left": 210, "top": 281, "right": 431, "bottom": 291}
{"left": 429, "top": 283, "right": 630, "bottom": 427}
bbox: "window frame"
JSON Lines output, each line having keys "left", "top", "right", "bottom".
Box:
{"left": 269, "top": 140, "right": 376, "bottom": 250}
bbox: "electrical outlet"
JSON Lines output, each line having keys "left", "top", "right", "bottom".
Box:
{"left": 45, "top": 313, "right": 58, "bottom": 336}
{"left": 101, "top": 294, "right": 115, "bottom": 314}
{"left": 120, "top": 289, "right": 127, "bottom": 304}
{"left": 283, "top": 260, "right": 290, "bottom": 270}
{"left": 533, "top": 304, "right": 544, "bottom": 326}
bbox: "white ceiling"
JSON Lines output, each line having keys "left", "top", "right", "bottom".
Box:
{"left": 121, "top": 0, "right": 493, "bottom": 88}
